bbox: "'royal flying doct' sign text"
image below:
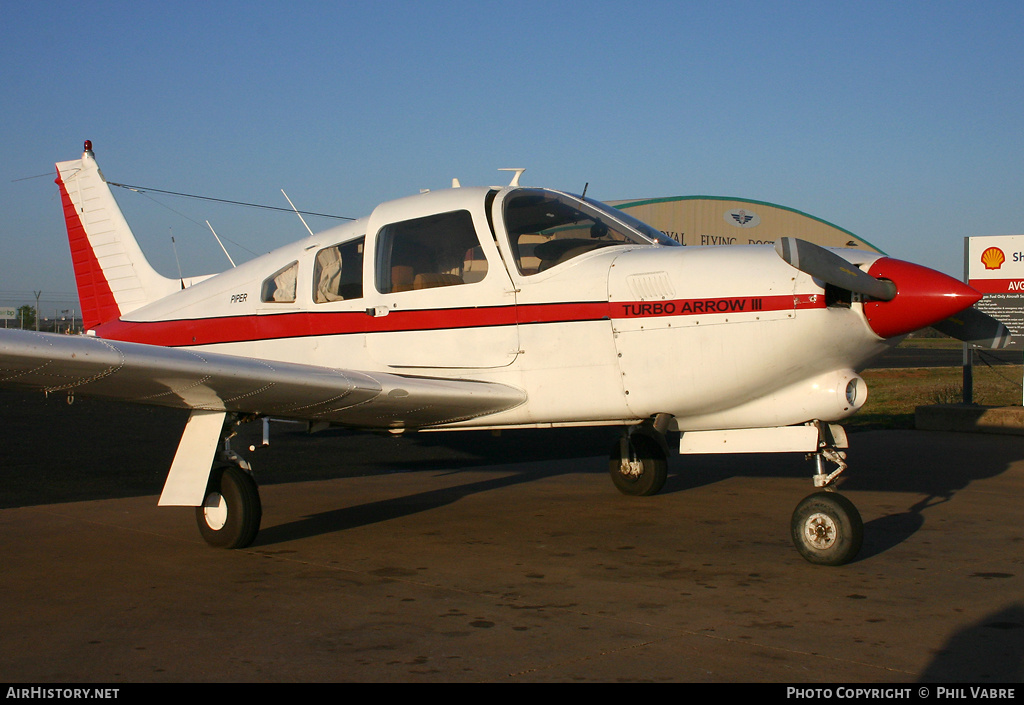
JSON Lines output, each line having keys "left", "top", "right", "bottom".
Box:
{"left": 967, "top": 235, "right": 1024, "bottom": 349}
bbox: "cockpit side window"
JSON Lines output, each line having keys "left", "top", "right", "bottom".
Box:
{"left": 375, "top": 210, "right": 486, "bottom": 294}
{"left": 261, "top": 261, "right": 298, "bottom": 303}
{"left": 313, "top": 237, "right": 364, "bottom": 303}
{"left": 503, "top": 189, "right": 675, "bottom": 275}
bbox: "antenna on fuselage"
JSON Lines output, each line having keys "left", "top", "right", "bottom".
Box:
{"left": 281, "top": 189, "right": 315, "bottom": 237}
{"left": 170, "top": 231, "right": 185, "bottom": 289}
{"left": 498, "top": 168, "right": 526, "bottom": 187}
{"left": 206, "top": 221, "right": 236, "bottom": 268}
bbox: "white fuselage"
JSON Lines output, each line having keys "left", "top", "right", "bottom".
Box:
{"left": 93, "top": 185, "right": 890, "bottom": 432}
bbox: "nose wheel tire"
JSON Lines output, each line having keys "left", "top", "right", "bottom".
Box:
{"left": 791, "top": 491, "right": 863, "bottom": 566}
{"left": 609, "top": 433, "right": 668, "bottom": 496}
{"left": 195, "top": 465, "right": 262, "bottom": 549}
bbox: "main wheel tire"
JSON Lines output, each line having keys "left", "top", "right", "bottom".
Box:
{"left": 791, "top": 491, "right": 863, "bottom": 566}
{"left": 609, "top": 433, "right": 668, "bottom": 496}
{"left": 195, "top": 465, "right": 262, "bottom": 549}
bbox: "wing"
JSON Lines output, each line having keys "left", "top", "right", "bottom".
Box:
{"left": 0, "top": 329, "right": 526, "bottom": 430}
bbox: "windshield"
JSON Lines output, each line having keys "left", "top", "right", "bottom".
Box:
{"left": 587, "top": 197, "right": 680, "bottom": 247}
{"left": 502, "top": 189, "right": 678, "bottom": 275}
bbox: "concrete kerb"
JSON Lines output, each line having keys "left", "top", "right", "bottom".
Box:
{"left": 915, "top": 404, "right": 1024, "bottom": 435}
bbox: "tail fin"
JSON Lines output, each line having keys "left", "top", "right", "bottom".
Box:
{"left": 55, "top": 141, "right": 178, "bottom": 331}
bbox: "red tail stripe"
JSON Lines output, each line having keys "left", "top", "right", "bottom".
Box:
{"left": 56, "top": 172, "right": 120, "bottom": 331}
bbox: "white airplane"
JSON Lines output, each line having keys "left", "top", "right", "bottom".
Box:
{"left": 0, "top": 142, "right": 1010, "bottom": 565}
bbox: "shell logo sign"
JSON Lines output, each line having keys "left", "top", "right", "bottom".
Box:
{"left": 968, "top": 236, "right": 1024, "bottom": 349}
{"left": 981, "top": 246, "right": 1006, "bottom": 270}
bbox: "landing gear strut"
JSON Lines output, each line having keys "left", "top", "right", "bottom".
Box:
{"left": 609, "top": 415, "right": 671, "bottom": 496}
{"left": 195, "top": 417, "right": 262, "bottom": 549}
{"left": 666, "top": 418, "right": 865, "bottom": 565}
{"left": 791, "top": 423, "right": 862, "bottom": 566}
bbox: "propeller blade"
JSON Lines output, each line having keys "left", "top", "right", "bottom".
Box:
{"left": 775, "top": 237, "right": 897, "bottom": 301}
{"left": 932, "top": 306, "right": 1013, "bottom": 349}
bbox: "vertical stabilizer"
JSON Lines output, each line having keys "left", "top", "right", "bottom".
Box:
{"left": 55, "top": 142, "right": 178, "bottom": 331}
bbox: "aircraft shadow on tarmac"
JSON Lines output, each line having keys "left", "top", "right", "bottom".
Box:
{"left": 2, "top": 390, "right": 1022, "bottom": 564}
{"left": 253, "top": 462, "right": 572, "bottom": 546}
{"left": 918, "top": 602, "right": 1024, "bottom": 682}
{"left": 240, "top": 422, "right": 1023, "bottom": 569}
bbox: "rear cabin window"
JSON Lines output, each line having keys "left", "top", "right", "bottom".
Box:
{"left": 261, "top": 261, "right": 298, "bottom": 303}
{"left": 375, "top": 210, "right": 487, "bottom": 294}
{"left": 313, "top": 237, "right": 364, "bottom": 303}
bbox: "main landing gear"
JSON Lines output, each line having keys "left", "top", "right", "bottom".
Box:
{"left": 195, "top": 419, "right": 262, "bottom": 549}
{"left": 609, "top": 431, "right": 668, "bottom": 496}
{"left": 609, "top": 415, "right": 671, "bottom": 496}
{"left": 608, "top": 418, "right": 863, "bottom": 566}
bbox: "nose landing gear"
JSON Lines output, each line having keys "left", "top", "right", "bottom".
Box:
{"left": 791, "top": 491, "right": 863, "bottom": 566}
{"left": 610, "top": 417, "right": 865, "bottom": 566}
{"left": 792, "top": 424, "right": 862, "bottom": 566}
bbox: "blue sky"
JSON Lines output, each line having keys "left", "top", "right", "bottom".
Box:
{"left": 3, "top": 1, "right": 1023, "bottom": 314}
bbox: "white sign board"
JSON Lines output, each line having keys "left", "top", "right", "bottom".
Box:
{"left": 0, "top": 308, "right": 17, "bottom": 320}
{"left": 967, "top": 235, "right": 1024, "bottom": 349}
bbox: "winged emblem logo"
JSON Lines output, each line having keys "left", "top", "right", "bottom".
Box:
{"left": 724, "top": 208, "right": 760, "bottom": 228}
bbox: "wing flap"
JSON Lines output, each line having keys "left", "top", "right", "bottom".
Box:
{"left": 0, "top": 329, "right": 525, "bottom": 429}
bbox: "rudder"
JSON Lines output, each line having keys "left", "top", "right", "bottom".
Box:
{"left": 55, "top": 141, "right": 177, "bottom": 331}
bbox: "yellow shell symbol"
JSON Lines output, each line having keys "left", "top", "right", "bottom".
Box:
{"left": 981, "top": 247, "right": 1005, "bottom": 270}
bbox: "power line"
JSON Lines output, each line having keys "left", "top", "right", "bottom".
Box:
{"left": 0, "top": 292, "right": 79, "bottom": 304}
{"left": 107, "top": 181, "right": 356, "bottom": 221}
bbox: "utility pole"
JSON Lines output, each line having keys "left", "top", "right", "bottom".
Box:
{"left": 33, "top": 291, "right": 41, "bottom": 332}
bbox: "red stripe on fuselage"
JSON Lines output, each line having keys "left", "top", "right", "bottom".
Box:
{"left": 615, "top": 294, "right": 818, "bottom": 318}
{"left": 93, "top": 295, "right": 824, "bottom": 347}
{"left": 95, "top": 305, "right": 524, "bottom": 347}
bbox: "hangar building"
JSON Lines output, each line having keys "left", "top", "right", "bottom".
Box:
{"left": 610, "top": 196, "right": 884, "bottom": 253}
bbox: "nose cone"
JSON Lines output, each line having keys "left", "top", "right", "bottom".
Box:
{"left": 863, "top": 258, "right": 982, "bottom": 339}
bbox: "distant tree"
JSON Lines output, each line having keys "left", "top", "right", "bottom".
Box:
{"left": 17, "top": 305, "right": 36, "bottom": 330}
